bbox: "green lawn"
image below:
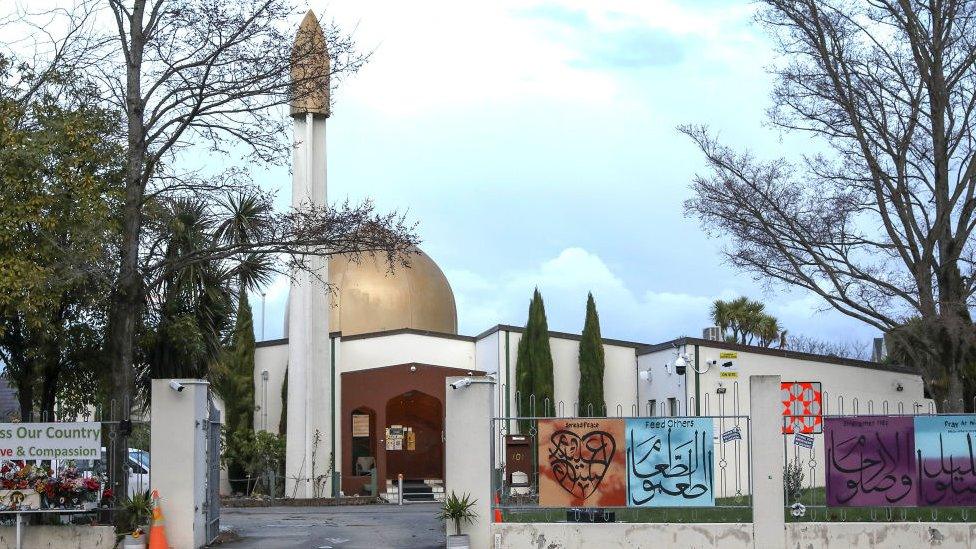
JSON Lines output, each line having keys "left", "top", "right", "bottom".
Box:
{"left": 787, "top": 487, "right": 976, "bottom": 523}
{"left": 499, "top": 488, "right": 976, "bottom": 523}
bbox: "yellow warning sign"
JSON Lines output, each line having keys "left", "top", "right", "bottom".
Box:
{"left": 719, "top": 351, "right": 738, "bottom": 359}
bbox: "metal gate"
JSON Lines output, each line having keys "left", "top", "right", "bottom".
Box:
{"left": 205, "top": 398, "right": 222, "bottom": 544}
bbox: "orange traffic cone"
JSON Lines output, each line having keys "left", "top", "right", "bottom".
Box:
{"left": 493, "top": 492, "right": 503, "bottom": 523}
{"left": 148, "top": 489, "right": 171, "bottom": 549}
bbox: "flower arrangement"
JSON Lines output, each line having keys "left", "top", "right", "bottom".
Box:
{"left": 0, "top": 461, "right": 103, "bottom": 509}
{"left": 0, "top": 461, "right": 51, "bottom": 492}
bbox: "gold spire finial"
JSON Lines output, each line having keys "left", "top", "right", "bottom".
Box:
{"left": 290, "top": 10, "right": 330, "bottom": 117}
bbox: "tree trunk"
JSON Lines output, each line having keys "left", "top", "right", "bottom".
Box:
{"left": 107, "top": 0, "right": 148, "bottom": 506}
{"left": 39, "top": 362, "right": 58, "bottom": 422}
{"left": 16, "top": 371, "right": 33, "bottom": 423}
{"left": 945, "top": 369, "right": 966, "bottom": 413}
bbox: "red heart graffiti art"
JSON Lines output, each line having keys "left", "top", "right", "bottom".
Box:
{"left": 548, "top": 430, "right": 617, "bottom": 500}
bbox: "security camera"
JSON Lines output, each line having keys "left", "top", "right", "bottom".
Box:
{"left": 450, "top": 378, "right": 473, "bottom": 390}
{"left": 169, "top": 380, "right": 185, "bottom": 393}
{"left": 706, "top": 359, "right": 718, "bottom": 367}
{"left": 674, "top": 354, "right": 688, "bottom": 375}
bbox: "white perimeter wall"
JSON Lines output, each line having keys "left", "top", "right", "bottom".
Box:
{"left": 491, "top": 522, "right": 976, "bottom": 549}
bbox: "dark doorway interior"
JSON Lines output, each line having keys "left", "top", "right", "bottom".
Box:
{"left": 385, "top": 390, "right": 443, "bottom": 480}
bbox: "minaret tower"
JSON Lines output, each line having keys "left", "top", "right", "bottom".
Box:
{"left": 286, "top": 10, "right": 332, "bottom": 499}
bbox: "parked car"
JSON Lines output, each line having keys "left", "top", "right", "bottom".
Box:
{"left": 69, "top": 448, "right": 150, "bottom": 497}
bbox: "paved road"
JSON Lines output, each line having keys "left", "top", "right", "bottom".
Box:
{"left": 216, "top": 503, "right": 445, "bottom": 549}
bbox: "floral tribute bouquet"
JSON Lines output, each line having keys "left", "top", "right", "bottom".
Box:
{"left": 43, "top": 465, "right": 102, "bottom": 508}
{"left": 0, "top": 461, "right": 103, "bottom": 509}
{"left": 0, "top": 461, "right": 51, "bottom": 491}
{"left": 0, "top": 461, "right": 51, "bottom": 510}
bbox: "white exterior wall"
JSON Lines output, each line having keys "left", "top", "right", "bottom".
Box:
{"left": 637, "top": 346, "right": 688, "bottom": 416}
{"left": 253, "top": 341, "right": 289, "bottom": 433}
{"left": 687, "top": 343, "right": 927, "bottom": 493}
{"left": 692, "top": 344, "right": 925, "bottom": 416}
{"left": 475, "top": 331, "right": 499, "bottom": 376}
{"left": 604, "top": 345, "right": 639, "bottom": 416}
{"left": 339, "top": 333, "right": 476, "bottom": 373}
{"left": 502, "top": 331, "right": 638, "bottom": 419}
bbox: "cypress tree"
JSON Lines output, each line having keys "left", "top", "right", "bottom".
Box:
{"left": 515, "top": 288, "right": 554, "bottom": 433}
{"left": 217, "top": 293, "right": 257, "bottom": 492}
{"left": 279, "top": 368, "right": 288, "bottom": 435}
{"left": 577, "top": 293, "right": 606, "bottom": 417}
{"left": 220, "top": 293, "right": 257, "bottom": 432}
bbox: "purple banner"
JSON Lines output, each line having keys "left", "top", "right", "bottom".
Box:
{"left": 825, "top": 416, "right": 916, "bottom": 507}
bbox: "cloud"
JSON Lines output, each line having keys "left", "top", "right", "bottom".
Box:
{"left": 519, "top": 4, "right": 689, "bottom": 69}
{"left": 448, "top": 247, "right": 879, "bottom": 346}
{"left": 448, "top": 247, "right": 728, "bottom": 342}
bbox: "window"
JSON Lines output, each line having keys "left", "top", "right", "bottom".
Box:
{"left": 648, "top": 399, "right": 657, "bottom": 416}
{"left": 668, "top": 397, "right": 678, "bottom": 417}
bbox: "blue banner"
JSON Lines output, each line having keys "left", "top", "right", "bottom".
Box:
{"left": 915, "top": 415, "right": 976, "bottom": 506}
{"left": 625, "top": 418, "right": 714, "bottom": 507}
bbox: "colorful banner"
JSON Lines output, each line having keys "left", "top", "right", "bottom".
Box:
{"left": 625, "top": 417, "right": 714, "bottom": 507}
{"left": 538, "top": 418, "right": 626, "bottom": 507}
{"left": 782, "top": 382, "right": 822, "bottom": 434}
{"left": 824, "top": 416, "right": 916, "bottom": 507}
{"left": 915, "top": 415, "right": 976, "bottom": 506}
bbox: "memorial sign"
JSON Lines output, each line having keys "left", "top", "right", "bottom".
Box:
{"left": 626, "top": 417, "right": 714, "bottom": 507}
{"left": 0, "top": 423, "right": 101, "bottom": 460}
{"left": 538, "top": 418, "right": 626, "bottom": 507}
{"left": 915, "top": 415, "right": 976, "bottom": 506}
{"left": 824, "top": 416, "right": 916, "bottom": 507}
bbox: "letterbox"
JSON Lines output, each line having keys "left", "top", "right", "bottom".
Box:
{"left": 505, "top": 435, "right": 532, "bottom": 487}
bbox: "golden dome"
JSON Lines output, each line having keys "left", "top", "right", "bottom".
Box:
{"left": 285, "top": 248, "right": 458, "bottom": 337}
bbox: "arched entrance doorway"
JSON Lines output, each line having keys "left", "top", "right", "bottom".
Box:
{"left": 385, "top": 390, "right": 442, "bottom": 480}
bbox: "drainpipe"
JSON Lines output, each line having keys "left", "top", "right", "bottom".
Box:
{"left": 634, "top": 349, "right": 640, "bottom": 415}
{"left": 694, "top": 345, "right": 701, "bottom": 416}
{"left": 504, "top": 331, "right": 511, "bottom": 431}
{"left": 331, "top": 335, "right": 338, "bottom": 498}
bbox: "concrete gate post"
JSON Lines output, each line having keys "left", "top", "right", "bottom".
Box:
{"left": 151, "top": 379, "right": 210, "bottom": 549}
{"left": 445, "top": 376, "right": 493, "bottom": 549}
{"left": 750, "top": 375, "right": 785, "bottom": 549}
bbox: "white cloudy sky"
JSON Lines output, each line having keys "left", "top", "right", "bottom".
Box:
{"left": 249, "top": 0, "right": 876, "bottom": 346}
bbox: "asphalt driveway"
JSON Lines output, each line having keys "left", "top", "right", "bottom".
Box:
{"left": 215, "top": 503, "right": 445, "bottom": 549}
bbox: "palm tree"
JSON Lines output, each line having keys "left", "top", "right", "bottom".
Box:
{"left": 139, "top": 194, "right": 276, "bottom": 396}
{"left": 711, "top": 297, "right": 783, "bottom": 346}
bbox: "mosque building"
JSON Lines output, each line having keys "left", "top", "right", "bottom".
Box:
{"left": 252, "top": 11, "right": 929, "bottom": 502}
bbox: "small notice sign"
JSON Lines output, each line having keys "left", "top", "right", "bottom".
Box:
{"left": 352, "top": 414, "right": 370, "bottom": 438}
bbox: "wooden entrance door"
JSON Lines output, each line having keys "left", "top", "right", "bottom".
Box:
{"left": 385, "top": 390, "right": 443, "bottom": 480}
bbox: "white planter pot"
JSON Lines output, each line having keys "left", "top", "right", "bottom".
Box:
{"left": 446, "top": 534, "right": 470, "bottom": 549}
{"left": 122, "top": 530, "right": 148, "bottom": 549}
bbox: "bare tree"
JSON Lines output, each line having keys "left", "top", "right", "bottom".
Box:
{"left": 784, "top": 335, "right": 871, "bottom": 362}
{"left": 683, "top": 1, "right": 976, "bottom": 411}
{"left": 1, "top": 0, "right": 416, "bottom": 498}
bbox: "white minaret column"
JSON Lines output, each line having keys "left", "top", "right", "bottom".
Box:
{"left": 285, "top": 10, "right": 332, "bottom": 499}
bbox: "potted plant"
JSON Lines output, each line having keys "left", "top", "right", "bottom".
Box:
{"left": 438, "top": 491, "right": 477, "bottom": 549}
{"left": 119, "top": 490, "right": 154, "bottom": 549}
